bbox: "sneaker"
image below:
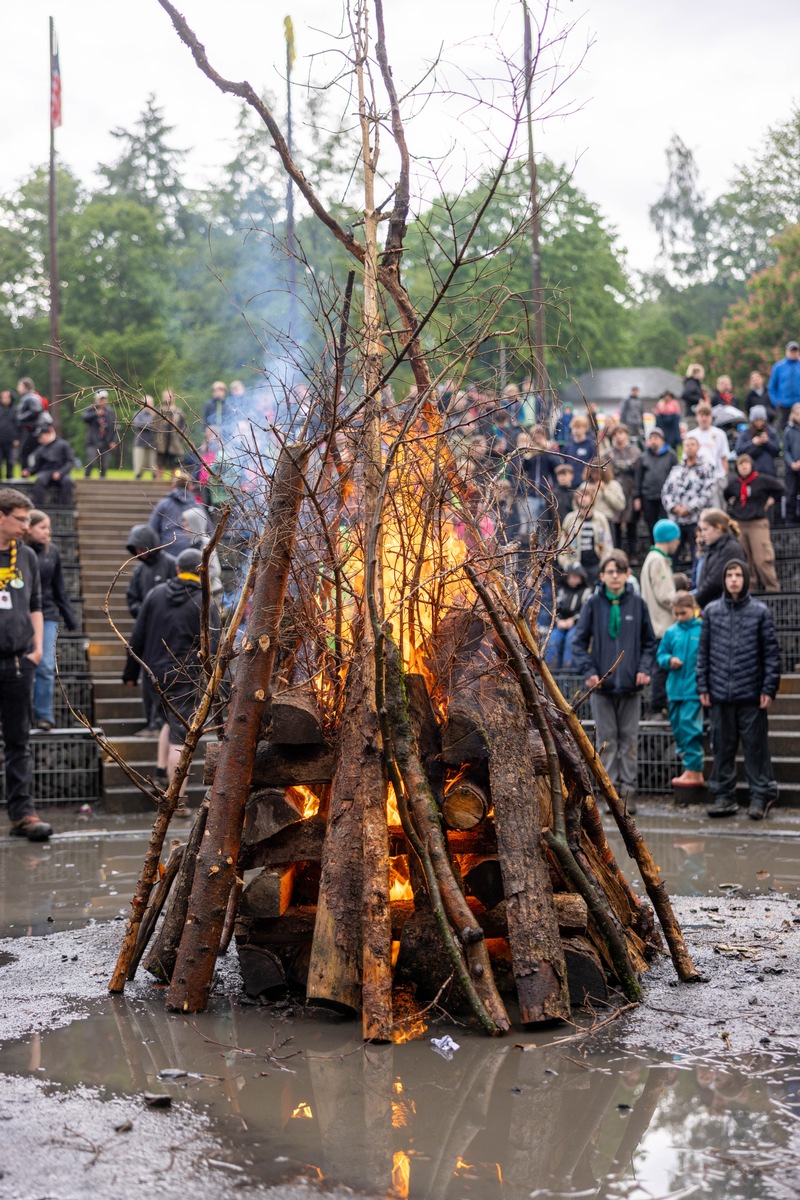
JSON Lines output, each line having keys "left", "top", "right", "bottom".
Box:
{"left": 748, "top": 793, "right": 777, "bottom": 821}
{"left": 135, "top": 727, "right": 159, "bottom": 738}
{"left": 173, "top": 803, "right": 191, "bottom": 818}
{"left": 707, "top": 798, "right": 739, "bottom": 818}
{"left": 9, "top": 814, "right": 53, "bottom": 841}
{"left": 36, "top": 719, "right": 55, "bottom": 732}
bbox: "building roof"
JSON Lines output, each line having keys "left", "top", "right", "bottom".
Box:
{"left": 559, "top": 367, "right": 683, "bottom": 407}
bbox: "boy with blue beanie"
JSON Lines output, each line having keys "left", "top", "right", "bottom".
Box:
{"left": 658, "top": 590, "right": 704, "bottom": 787}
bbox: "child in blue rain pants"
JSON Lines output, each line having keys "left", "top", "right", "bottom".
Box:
{"left": 657, "top": 591, "right": 704, "bottom": 786}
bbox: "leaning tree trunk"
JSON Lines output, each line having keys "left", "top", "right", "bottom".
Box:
{"left": 167, "top": 444, "right": 309, "bottom": 1013}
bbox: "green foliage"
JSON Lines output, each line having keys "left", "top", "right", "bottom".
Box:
{"left": 684, "top": 224, "right": 800, "bottom": 390}
{"left": 404, "top": 159, "right": 633, "bottom": 386}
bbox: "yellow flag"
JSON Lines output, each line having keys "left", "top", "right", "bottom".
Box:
{"left": 284, "top": 16, "right": 296, "bottom": 74}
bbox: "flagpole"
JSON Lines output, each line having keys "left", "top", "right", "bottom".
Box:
{"left": 48, "top": 16, "right": 62, "bottom": 433}
{"left": 284, "top": 16, "right": 297, "bottom": 339}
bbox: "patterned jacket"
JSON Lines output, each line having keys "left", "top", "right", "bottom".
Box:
{"left": 661, "top": 459, "right": 716, "bottom": 525}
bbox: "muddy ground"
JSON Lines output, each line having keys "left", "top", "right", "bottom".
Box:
{"left": 3, "top": 810, "right": 800, "bottom": 1198}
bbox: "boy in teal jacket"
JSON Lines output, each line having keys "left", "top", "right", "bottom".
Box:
{"left": 657, "top": 591, "right": 704, "bottom": 786}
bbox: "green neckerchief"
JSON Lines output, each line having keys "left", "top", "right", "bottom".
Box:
{"left": 604, "top": 586, "right": 623, "bottom": 637}
{"left": 650, "top": 546, "right": 672, "bottom": 559}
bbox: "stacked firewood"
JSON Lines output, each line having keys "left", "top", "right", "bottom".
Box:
{"left": 113, "top": 445, "right": 698, "bottom": 1038}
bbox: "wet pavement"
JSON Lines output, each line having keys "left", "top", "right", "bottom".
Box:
{"left": 3, "top": 802, "right": 800, "bottom": 1198}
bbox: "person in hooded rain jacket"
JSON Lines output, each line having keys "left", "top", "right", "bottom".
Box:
{"left": 123, "top": 548, "right": 220, "bottom": 813}
{"left": 149, "top": 470, "right": 213, "bottom": 558}
{"left": 657, "top": 591, "right": 704, "bottom": 787}
{"left": 696, "top": 558, "right": 780, "bottom": 820}
{"left": 125, "top": 523, "right": 178, "bottom": 734}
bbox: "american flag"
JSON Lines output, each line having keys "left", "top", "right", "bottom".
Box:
{"left": 50, "top": 22, "right": 62, "bottom": 130}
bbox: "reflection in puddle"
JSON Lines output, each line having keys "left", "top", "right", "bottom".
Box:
{"left": 1, "top": 997, "right": 800, "bottom": 1198}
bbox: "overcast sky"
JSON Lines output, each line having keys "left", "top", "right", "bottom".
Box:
{"left": 2, "top": 0, "right": 799, "bottom": 273}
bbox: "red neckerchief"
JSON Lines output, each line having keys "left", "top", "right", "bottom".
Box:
{"left": 720, "top": 390, "right": 734, "bottom": 405}
{"left": 739, "top": 470, "right": 757, "bottom": 505}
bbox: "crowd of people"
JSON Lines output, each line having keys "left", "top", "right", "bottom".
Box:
{"left": 2, "top": 345, "right": 799, "bottom": 839}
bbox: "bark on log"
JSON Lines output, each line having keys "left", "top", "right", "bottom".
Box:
{"left": 562, "top": 935, "right": 608, "bottom": 1007}
{"left": 167, "top": 444, "right": 309, "bottom": 1013}
{"left": 127, "top": 840, "right": 184, "bottom": 980}
{"left": 143, "top": 797, "right": 209, "bottom": 982}
{"left": 381, "top": 634, "right": 510, "bottom": 1034}
{"left": 238, "top": 945, "right": 287, "bottom": 998}
{"left": 242, "top": 788, "right": 303, "bottom": 846}
{"left": 485, "top": 672, "right": 571, "bottom": 1024}
{"left": 269, "top": 685, "right": 324, "bottom": 745}
{"left": 238, "top": 813, "right": 327, "bottom": 870}
{"left": 203, "top": 739, "right": 334, "bottom": 787}
{"left": 404, "top": 673, "right": 445, "bottom": 805}
{"left": 306, "top": 659, "right": 372, "bottom": 1014}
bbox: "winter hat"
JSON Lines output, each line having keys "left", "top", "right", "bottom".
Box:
{"left": 653, "top": 519, "right": 681, "bottom": 543}
{"left": 176, "top": 548, "right": 203, "bottom": 574}
{"left": 749, "top": 405, "right": 768, "bottom": 422}
{"left": 564, "top": 561, "right": 587, "bottom": 581}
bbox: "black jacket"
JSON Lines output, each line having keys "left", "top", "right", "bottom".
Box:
{"left": 571, "top": 582, "right": 657, "bottom": 694}
{"left": 125, "top": 524, "right": 177, "bottom": 617}
{"left": 149, "top": 487, "right": 212, "bottom": 557}
{"left": 681, "top": 378, "right": 705, "bottom": 413}
{"left": 82, "top": 404, "right": 118, "bottom": 449}
{"left": 30, "top": 437, "right": 75, "bottom": 481}
{"left": 694, "top": 531, "right": 745, "bottom": 610}
{"left": 32, "top": 541, "right": 77, "bottom": 627}
{"left": 123, "top": 575, "right": 220, "bottom": 685}
{"left": 634, "top": 446, "right": 678, "bottom": 501}
{"left": 0, "top": 540, "right": 42, "bottom": 657}
{"left": 734, "top": 425, "right": 780, "bottom": 475}
{"left": 724, "top": 472, "right": 784, "bottom": 523}
{"left": 0, "top": 402, "right": 18, "bottom": 445}
{"left": 696, "top": 561, "right": 780, "bottom": 703}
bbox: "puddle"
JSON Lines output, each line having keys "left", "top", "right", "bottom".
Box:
{"left": 1, "top": 994, "right": 800, "bottom": 1198}
{"left": 3, "top": 809, "right": 800, "bottom": 1197}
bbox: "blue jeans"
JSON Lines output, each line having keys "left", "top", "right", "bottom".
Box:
{"left": 34, "top": 619, "right": 59, "bottom": 725}
{"left": 544, "top": 624, "right": 577, "bottom": 670}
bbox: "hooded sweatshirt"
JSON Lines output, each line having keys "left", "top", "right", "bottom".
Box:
{"left": 149, "top": 486, "right": 212, "bottom": 557}
{"left": 125, "top": 524, "right": 177, "bottom": 617}
{"left": 696, "top": 559, "right": 780, "bottom": 704}
{"left": 123, "top": 573, "right": 220, "bottom": 685}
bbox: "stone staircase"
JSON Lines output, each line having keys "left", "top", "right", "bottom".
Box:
{"left": 74, "top": 478, "right": 209, "bottom": 813}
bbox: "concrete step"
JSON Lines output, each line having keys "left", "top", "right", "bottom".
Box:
{"left": 95, "top": 696, "right": 146, "bottom": 720}
{"left": 779, "top": 675, "right": 800, "bottom": 695}
{"left": 102, "top": 756, "right": 206, "bottom": 791}
{"left": 103, "top": 781, "right": 207, "bottom": 814}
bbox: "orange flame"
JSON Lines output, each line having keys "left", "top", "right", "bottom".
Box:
{"left": 389, "top": 855, "right": 413, "bottom": 902}
{"left": 391, "top": 1150, "right": 411, "bottom": 1198}
{"left": 290, "top": 1101, "right": 313, "bottom": 1119}
{"left": 286, "top": 785, "right": 320, "bottom": 819}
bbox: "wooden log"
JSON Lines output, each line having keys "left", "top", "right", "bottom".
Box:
{"left": 305, "top": 659, "right": 371, "bottom": 1015}
{"left": 203, "top": 739, "right": 334, "bottom": 787}
{"left": 142, "top": 797, "right": 209, "bottom": 983}
{"left": 562, "top": 935, "right": 608, "bottom": 1007}
{"left": 382, "top": 635, "right": 510, "bottom": 1034}
{"left": 167, "top": 444, "right": 309, "bottom": 1014}
{"left": 479, "top": 894, "right": 588, "bottom": 939}
{"left": 127, "top": 840, "right": 184, "bottom": 980}
{"left": 442, "top": 780, "right": 489, "bottom": 831}
{"left": 237, "top": 945, "right": 287, "bottom": 999}
{"left": 242, "top": 788, "right": 303, "bottom": 846}
{"left": 404, "top": 673, "right": 445, "bottom": 807}
{"left": 485, "top": 671, "right": 571, "bottom": 1024}
{"left": 239, "top": 865, "right": 297, "bottom": 919}
{"left": 218, "top": 877, "right": 243, "bottom": 957}
{"left": 269, "top": 685, "right": 325, "bottom": 745}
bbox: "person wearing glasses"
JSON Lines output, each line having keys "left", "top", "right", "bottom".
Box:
{"left": 571, "top": 549, "right": 657, "bottom": 815}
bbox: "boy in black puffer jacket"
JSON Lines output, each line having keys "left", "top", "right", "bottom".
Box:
{"left": 697, "top": 559, "right": 780, "bottom": 820}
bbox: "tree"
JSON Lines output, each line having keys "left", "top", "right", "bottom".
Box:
{"left": 684, "top": 223, "right": 800, "bottom": 389}
{"left": 99, "top": 95, "right": 190, "bottom": 240}
{"left": 406, "top": 159, "right": 633, "bottom": 385}
{"left": 648, "top": 135, "right": 710, "bottom": 285}
{"left": 709, "top": 105, "right": 800, "bottom": 281}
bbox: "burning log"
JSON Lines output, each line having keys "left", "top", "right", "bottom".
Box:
{"left": 167, "top": 444, "right": 309, "bottom": 1013}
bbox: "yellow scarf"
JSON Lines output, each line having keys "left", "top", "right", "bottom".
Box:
{"left": 177, "top": 571, "right": 201, "bottom": 583}
{"left": 0, "top": 540, "right": 19, "bottom": 589}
